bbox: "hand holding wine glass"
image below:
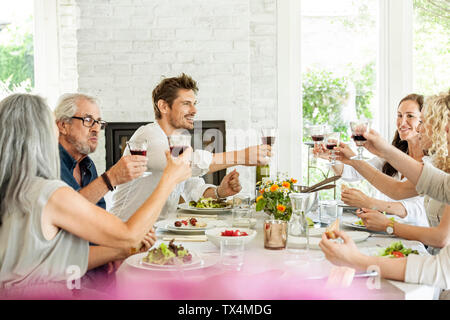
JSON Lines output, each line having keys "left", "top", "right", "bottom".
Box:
{"left": 333, "top": 142, "right": 356, "bottom": 165}
{"left": 350, "top": 120, "right": 370, "bottom": 160}
{"left": 260, "top": 127, "right": 277, "bottom": 162}
{"left": 162, "top": 148, "right": 193, "bottom": 185}
{"left": 260, "top": 127, "right": 277, "bottom": 146}
{"left": 308, "top": 124, "right": 327, "bottom": 148}
{"left": 325, "top": 131, "right": 341, "bottom": 166}
{"left": 167, "top": 134, "right": 191, "bottom": 158}
{"left": 361, "top": 129, "right": 392, "bottom": 158}
{"left": 127, "top": 139, "right": 152, "bottom": 177}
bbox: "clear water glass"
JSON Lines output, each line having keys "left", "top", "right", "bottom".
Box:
{"left": 319, "top": 200, "right": 338, "bottom": 226}
{"left": 220, "top": 238, "right": 245, "bottom": 271}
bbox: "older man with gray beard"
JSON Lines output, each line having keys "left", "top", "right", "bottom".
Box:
{"left": 54, "top": 93, "right": 156, "bottom": 291}
{"left": 55, "top": 93, "right": 149, "bottom": 209}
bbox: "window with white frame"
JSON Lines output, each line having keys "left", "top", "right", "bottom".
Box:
{"left": 300, "top": 0, "right": 379, "bottom": 199}
{"left": 413, "top": 0, "right": 450, "bottom": 95}
{"left": 0, "top": 0, "right": 34, "bottom": 99}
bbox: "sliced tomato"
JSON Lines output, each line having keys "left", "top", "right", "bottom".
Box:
{"left": 241, "top": 232, "right": 248, "bottom": 236}
{"left": 392, "top": 251, "right": 404, "bottom": 258}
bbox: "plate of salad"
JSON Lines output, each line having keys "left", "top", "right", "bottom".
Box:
{"left": 126, "top": 241, "right": 219, "bottom": 271}
{"left": 343, "top": 219, "right": 368, "bottom": 230}
{"left": 178, "top": 197, "right": 232, "bottom": 214}
{"left": 126, "top": 241, "right": 201, "bottom": 271}
{"left": 343, "top": 216, "right": 397, "bottom": 231}
{"left": 377, "top": 241, "right": 419, "bottom": 258}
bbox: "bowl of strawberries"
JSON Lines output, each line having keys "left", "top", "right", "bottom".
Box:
{"left": 205, "top": 227, "right": 257, "bottom": 248}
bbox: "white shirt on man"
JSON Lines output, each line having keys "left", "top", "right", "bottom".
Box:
{"left": 110, "top": 122, "right": 214, "bottom": 221}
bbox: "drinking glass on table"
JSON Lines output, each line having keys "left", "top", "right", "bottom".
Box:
{"left": 127, "top": 139, "right": 151, "bottom": 177}
{"left": 232, "top": 207, "right": 255, "bottom": 229}
{"left": 319, "top": 200, "right": 338, "bottom": 226}
{"left": 324, "top": 131, "right": 340, "bottom": 166}
{"left": 232, "top": 194, "right": 252, "bottom": 209}
{"left": 350, "top": 119, "right": 370, "bottom": 160}
{"left": 220, "top": 237, "right": 245, "bottom": 271}
{"left": 167, "top": 134, "right": 191, "bottom": 157}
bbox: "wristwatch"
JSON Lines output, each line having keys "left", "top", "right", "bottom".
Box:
{"left": 386, "top": 220, "right": 395, "bottom": 235}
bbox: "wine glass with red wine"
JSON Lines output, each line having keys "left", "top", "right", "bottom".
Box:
{"left": 350, "top": 120, "right": 370, "bottom": 160}
{"left": 167, "top": 134, "right": 191, "bottom": 157}
{"left": 308, "top": 125, "right": 328, "bottom": 148}
{"left": 324, "top": 132, "right": 340, "bottom": 166}
{"left": 127, "top": 139, "right": 151, "bottom": 177}
{"left": 260, "top": 128, "right": 277, "bottom": 146}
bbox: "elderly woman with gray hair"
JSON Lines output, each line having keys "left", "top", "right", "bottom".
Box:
{"left": 0, "top": 93, "right": 192, "bottom": 298}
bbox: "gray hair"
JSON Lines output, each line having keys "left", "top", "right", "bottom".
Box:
{"left": 0, "top": 94, "right": 60, "bottom": 224}
{"left": 54, "top": 93, "right": 99, "bottom": 122}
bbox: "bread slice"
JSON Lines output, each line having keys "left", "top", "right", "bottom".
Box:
{"left": 325, "top": 219, "right": 340, "bottom": 239}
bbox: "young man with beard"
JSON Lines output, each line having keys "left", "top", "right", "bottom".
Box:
{"left": 111, "top": 73, "right": 271, "bottom": 221}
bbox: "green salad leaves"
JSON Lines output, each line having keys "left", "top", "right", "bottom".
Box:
{"left": 378, "top": 241, "right": 419, "bottom": 258}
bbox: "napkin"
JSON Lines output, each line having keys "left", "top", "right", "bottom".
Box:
{"left": 162, "top": 235, "right": 208, "bottom": 242}
{"left": 176, "top": 214, "right": 218, "bottom": 219}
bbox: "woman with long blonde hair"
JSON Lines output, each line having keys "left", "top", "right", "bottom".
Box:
{"left": 320, "top": 91, "right": 450, "bottom": 292}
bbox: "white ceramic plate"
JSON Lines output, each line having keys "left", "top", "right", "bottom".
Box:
{"left": 126, "top": 251, "right": 219, "bottom": 272}
{"left": 343, "top": 221, "right": 367, "bottom": 230}
{"left": 287, "top": 237, "right": 322, "bottom": 250}
{"left": 205, "top": 227, "right": 257, "bottom": 248}
{"left": 141, "top": 251, "right": 203, "bottom": 269}
{"left": 342, "top": 231, "right": 370, "bottom": 242}
{"left": 289, "top": 230, "right": 370, "bottom": 249}
{"left": 177, "top": 202, "right": 232, "bottom": 214}
{"left": 308, "top": 227, "right": 327, "bottom": 237}
{"left": 155, "top": 219, "right": 227, "bottom": 234}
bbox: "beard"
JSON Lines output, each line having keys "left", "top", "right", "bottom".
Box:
{"left": 66, "top": 133, "right": 96, "bottom": 155}
{"left": 168, "top": 112, "right": 194, "bottom": 130}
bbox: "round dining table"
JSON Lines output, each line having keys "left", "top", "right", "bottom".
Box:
{"left": 114, "top": 208, "right": 439, "bottom": 300}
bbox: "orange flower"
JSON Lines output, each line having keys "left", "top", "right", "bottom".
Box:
{"left": 282, "top": 181, "right": 290, "bottom": 189}
{"left": 277, "top": 204, "right": 286, "bottom": 212}
{"left": 270, "top": 184, "right": 279, "bottom": 192}
{"left": 256, "top": 195, "right": 263, "bottom": 202}
{"left": 290, "top": 178, "right": 297, "bottom": 184}
{"left": 259, "top": 189, "right": 265, "bottom": 194}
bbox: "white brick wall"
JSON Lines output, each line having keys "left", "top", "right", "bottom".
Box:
{"left": 57, "top": 0, "right": 278, "bottom": 195}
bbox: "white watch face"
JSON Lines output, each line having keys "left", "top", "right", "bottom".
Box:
{"left": 386, "top": 226, "right": 394, "bottom": 234}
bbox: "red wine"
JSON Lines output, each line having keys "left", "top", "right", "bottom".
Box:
{"left": 130, "top": 150, "right": 147, "bottom": 156}
{"left": 352, "top": 135, "right": 367, "bottom": 142}
{"left": 311, "top": 135, "right": 324, "bottom": 142}
{"left": 170, "top": 146, "right": 188, "bottom": 157}
{"left": 326, "top": 144, "right": 337, "bottom": 150}
{"left": 262, "top": 136, "right": 276, "bottom": 146}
